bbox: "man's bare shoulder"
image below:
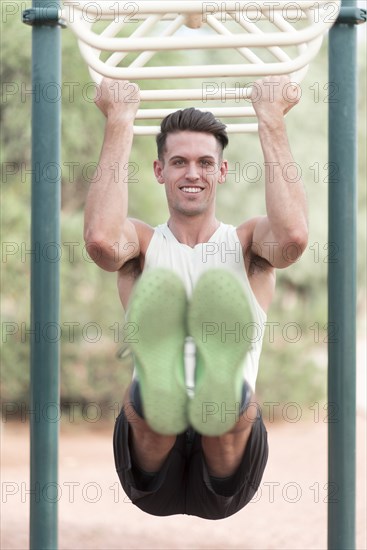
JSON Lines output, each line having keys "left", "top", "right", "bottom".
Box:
{"left": 236, "top": 217, "right": 275, "bottom": 275}
{"left": 129, "top": 218, "right": 154, "bottom": 255}
{"left": 117, "top": 218, "right": 153, "bottom": 308}
{"left": 117, "top": 218, "right": 153, "bottom": 279}
{"left": 236, "top": 217, "right": 276, "bottom": 312}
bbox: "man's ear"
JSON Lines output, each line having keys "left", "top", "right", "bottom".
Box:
{"left": 153, "top": 159, "right": 165, "bottom": 184}
{"left": 218, "top": 159, "right": 228, "bottom": 184}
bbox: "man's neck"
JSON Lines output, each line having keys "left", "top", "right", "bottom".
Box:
{"left": 167, "top": 214, "right": 221, "bottom": 247}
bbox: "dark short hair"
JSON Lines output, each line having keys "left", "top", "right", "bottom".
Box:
{"left": 156, "top": 107, "right": 228, "bottom": 160}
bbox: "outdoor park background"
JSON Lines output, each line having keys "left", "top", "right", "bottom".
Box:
{"left": 1, "top": 1, "right": 366, "bottom": 548}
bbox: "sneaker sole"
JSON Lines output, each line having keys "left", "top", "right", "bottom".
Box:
{"left": 128, "top": 269, "right": 188, "bottom": 435}
{"left": 188, "top": 269, "right": 253, "bottom": 436}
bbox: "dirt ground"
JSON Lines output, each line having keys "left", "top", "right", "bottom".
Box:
{"left": 1, "top": 408, "right": 366, "bottom": 550}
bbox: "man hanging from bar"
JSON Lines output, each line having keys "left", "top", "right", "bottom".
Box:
{"left": 84, "top": 75, "right": 308, "bottom": 519}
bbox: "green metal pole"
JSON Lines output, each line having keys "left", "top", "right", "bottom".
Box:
{"left": 328, "top": 0, "right": 363, "bottom": 548}
{"left": 24, "top": 1, "right": 62, "bottom": 548}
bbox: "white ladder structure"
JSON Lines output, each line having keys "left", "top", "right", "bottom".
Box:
{"left": 62, "top": 0, "right": 341, "bottom": 133}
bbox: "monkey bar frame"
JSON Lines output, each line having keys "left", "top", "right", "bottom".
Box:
{"left": 22, "top": 1, "right": 365, "bottom": 548}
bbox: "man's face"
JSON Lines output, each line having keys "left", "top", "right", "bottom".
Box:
{"left": 153, "top": 131, "right": 228, "bottom": 216}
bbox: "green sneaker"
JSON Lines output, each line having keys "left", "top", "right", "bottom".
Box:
{"left": 127, "top": 269, "right": 189, "bottom": 435}
{"left": 188, "top": 269, "right": 253, "bottom": 436}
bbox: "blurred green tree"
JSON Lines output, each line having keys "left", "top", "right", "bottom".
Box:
{"left": 1, "top": 2, "right": 365, "bottom": 416}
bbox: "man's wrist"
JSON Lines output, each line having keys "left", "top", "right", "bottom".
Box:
{"left": 106, "top": 115, "right": 135, "bottom": 134}
{"left": 257, "top": 114, "right": 286, "bottom": 134}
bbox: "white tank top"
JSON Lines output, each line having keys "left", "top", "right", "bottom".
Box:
{"left": 143, "top": 222, "right": 267, "bottom": 391}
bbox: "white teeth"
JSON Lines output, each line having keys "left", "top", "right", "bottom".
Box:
{"left": 181, "top": 187, "right": 202, "bottom": 194}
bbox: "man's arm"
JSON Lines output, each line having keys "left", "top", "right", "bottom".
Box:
{"left": 84, "top": 79, "right": 141, "bottom": 272}
{"left": 244, "top": 75, "right": 309, "bottom": 269}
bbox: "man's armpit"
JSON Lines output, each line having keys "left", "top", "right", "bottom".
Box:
{"left": 118, "top": 257, "right": 142, "bottom": 280}
{"left": 248, "top": 254, "right": 274, "bottom": 277}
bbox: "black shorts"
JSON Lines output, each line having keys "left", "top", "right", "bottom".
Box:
{"left": 113, "top": 407, "right": 268, "bottom": 520}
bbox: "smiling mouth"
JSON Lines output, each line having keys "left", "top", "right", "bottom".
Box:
{"left": 179, "top": 186, "right": 204, "bottom": 194}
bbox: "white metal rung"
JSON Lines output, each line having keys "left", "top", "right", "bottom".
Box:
{"left": 62, "top": 0, "right": 341, "bottom": 134}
